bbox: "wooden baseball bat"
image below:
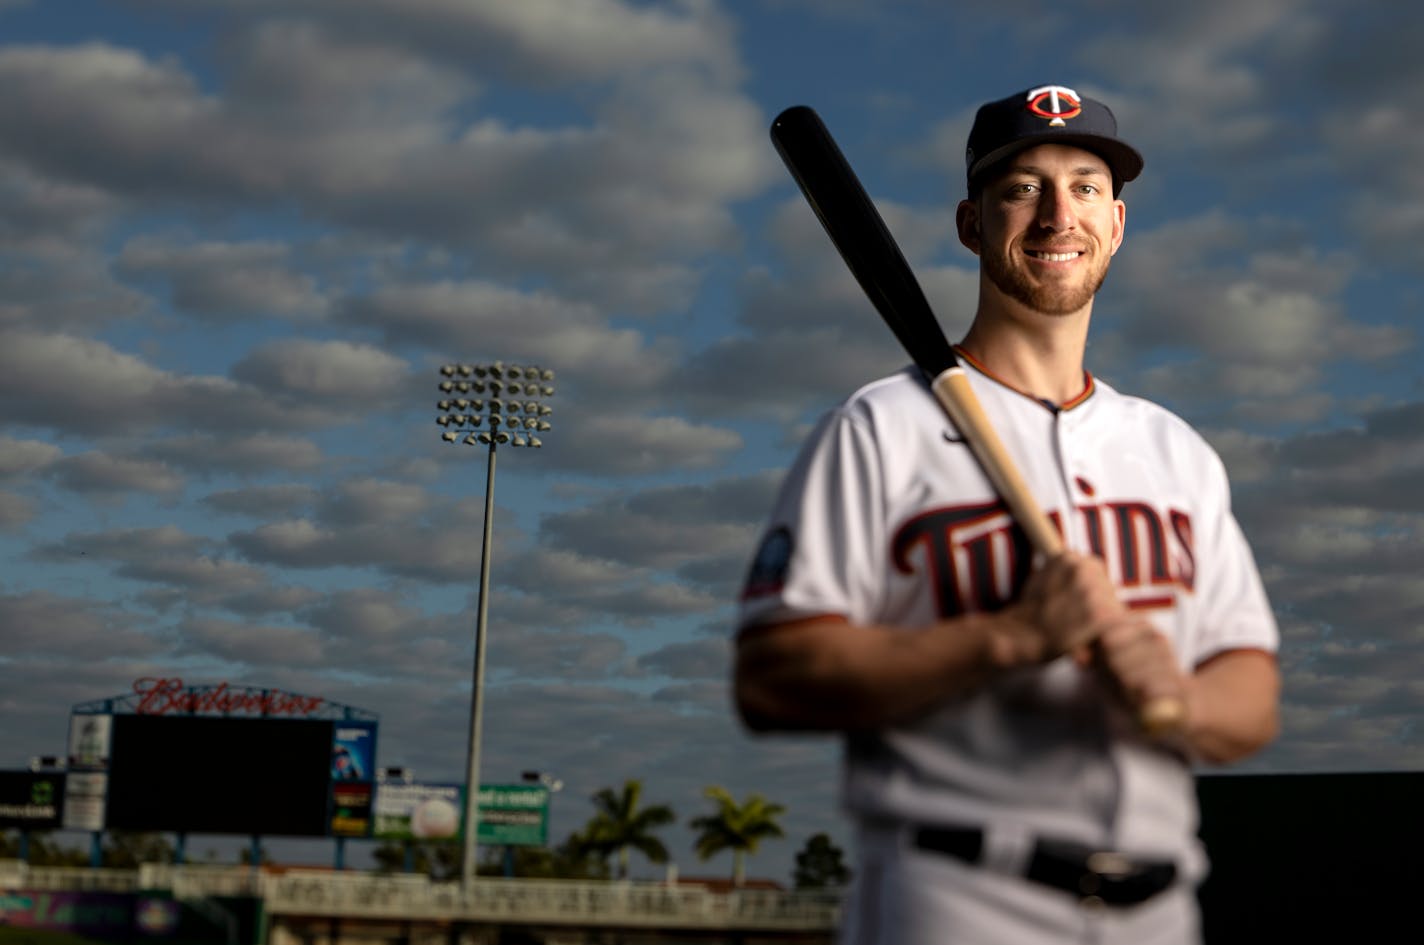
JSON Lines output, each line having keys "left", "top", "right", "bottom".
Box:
{"left": 769, "top": 104, "right": 1183, "bottom": 736}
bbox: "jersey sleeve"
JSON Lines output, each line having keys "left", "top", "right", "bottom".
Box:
{"left": 737, "top": 405, "right": 887, "bottom": 632}
{"left": 1188, "top": 445, "right": 1279, "bottom": 665}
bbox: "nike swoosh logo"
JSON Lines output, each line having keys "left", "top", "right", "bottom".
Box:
{"left": 943, "top": 430, "right": 966, "bottom": 444}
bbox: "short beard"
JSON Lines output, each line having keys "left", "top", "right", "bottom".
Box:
{"left": 982, "top": 247, "right": 1110, "bottom": 316}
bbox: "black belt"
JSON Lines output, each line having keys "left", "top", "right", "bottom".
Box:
{"left": 913, "top": 826, "right": 1177, "bottom": 907}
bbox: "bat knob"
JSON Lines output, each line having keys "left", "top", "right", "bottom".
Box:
{"left": 1140, "top": 697, "right": 1186, "bottom": 737}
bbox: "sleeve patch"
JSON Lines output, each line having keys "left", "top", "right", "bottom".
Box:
{"left": 740, "top": 526, "right": 794, "bottom": 600}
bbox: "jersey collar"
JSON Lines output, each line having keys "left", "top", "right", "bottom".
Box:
{"left": 951, "top": 345, "right": 1096, "bottom": 412}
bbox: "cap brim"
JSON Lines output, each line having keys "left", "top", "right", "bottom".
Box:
{"left": 969, "top": 134, "right": 1143, "bottom": 190}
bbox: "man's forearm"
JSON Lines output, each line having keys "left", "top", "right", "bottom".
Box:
{"left": 1182, "top": 649, "right": 1280, "bottom": 764}
{"left": 733, "top": 612, "right": 1035, "bottom": 732}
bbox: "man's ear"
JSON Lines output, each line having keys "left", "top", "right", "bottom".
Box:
{"left": 1108, "top": 198, "right": 1126, "bottom": 256}
{"left": 955, "top": 199, "right": 981, "bottom": 255}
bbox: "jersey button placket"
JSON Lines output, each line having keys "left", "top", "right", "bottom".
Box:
{"left": 1050, "top": 410, "right": 1084, "bottom": 552}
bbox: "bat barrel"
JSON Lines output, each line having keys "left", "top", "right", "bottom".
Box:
{"left": 770, "top": 106, "right": 958, "bottom": 378}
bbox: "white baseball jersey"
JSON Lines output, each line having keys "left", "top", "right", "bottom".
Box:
{"left": 738, "top": 354, "right": 1279, "bottom": 879}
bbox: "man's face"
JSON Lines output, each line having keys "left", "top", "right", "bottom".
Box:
{"left": 957, "top": 143, "right": 1126, "bottom": 317}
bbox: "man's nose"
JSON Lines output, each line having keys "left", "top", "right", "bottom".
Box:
{"left": 1038, "top": 184, "right": 1077, "bottom": 232}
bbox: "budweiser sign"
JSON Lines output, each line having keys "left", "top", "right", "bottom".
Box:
{"left": 132, "top": 677, "right": 326, "bottom": 717}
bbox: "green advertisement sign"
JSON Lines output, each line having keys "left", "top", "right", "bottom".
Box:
{"left": 474, "top": 784, "right": 549, "bottom": 846}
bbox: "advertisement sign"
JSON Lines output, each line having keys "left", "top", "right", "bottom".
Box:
{"left": 129, "top": 677, "right": 326, "bottom": 717}
{"left": 0, "top": 891, "right": 134, "bottom": 935}
{"left": 67, "top": 714, "right": 112, "bottom": 770}
{"left": 373, "top": 783, "right": 464, "bottom": 840}
{"left": 475, "top": 784, "right": 549, "bottom": 846}
{"left": 330, "top": 782, "right": 373, "bottom": 838}
{"left": 331, "top": 722, "right": 376, "bottom": 782}
{"left": 61, "top": 681, "right": 378, "bottom": 838}
{"left": 372, "top": 783, "right": 550, "bottom": 845}
{"left": 134, "top": 897, "right": 183, "bottom": 936}
{"left": 62, "top": 772, "right": 107, "bottom": 831}
{"left": 103, "top": 715, "right": 333, "bottom": 836}
{"left": 0, "top": 771, "right": 65, "bottom": 830}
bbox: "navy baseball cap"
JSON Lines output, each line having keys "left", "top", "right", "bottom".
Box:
{"left": 966, "top": 84, "right": 1143, "bottom": 196}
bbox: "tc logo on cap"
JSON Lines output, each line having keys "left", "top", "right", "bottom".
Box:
{"left": 1026, "top": 85, "right": 1081, "bottom": 127}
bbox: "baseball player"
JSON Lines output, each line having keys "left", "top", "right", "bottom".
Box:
{"left": 735, "top": 85, "right": 1280, "bottom": 945}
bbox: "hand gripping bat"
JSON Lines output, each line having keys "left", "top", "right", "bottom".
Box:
{"left": 769, "top": 105, "right": 1184, "bottom": 736}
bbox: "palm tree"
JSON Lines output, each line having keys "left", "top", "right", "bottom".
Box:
{"left": 579, "top": 779, "right": 676, "bottom": 879}
{"left": 689, "top": 785, "right": 786, "bottom": 886}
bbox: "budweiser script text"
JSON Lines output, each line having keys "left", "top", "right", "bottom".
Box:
{"left": 132, "top": 677, "right": 326, "bottom": 717}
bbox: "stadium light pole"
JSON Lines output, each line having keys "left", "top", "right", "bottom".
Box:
{"left": 436, "top": 360, "right": 555, "bottom": 893}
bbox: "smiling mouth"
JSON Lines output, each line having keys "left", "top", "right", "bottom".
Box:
{"left": 1025, "top": 249, "right": 1083, "bottom": 262}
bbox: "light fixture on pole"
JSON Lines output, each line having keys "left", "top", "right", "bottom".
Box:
{"left": 521, "top": 770, "right": 565, "bottom": 793}
{"left": 436, "top": 360, "right": 555, "bottom": 893}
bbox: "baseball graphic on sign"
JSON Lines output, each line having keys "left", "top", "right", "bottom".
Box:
{"left": 410, "top": 796, "right": 460, "bottom": 838}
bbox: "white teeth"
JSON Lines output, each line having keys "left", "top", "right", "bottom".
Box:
{"left": 1030, "top": 251, "right": 1080, "bottom": 262}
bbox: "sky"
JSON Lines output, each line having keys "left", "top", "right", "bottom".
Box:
{"left": 0, "top": 0, "right": 1421, "bottom": 884}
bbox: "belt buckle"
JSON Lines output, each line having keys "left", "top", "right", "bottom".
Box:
{"left": 1077, "top": 851, "right": 1174, "bottom": 907}
{"left": 1086, "top": 851, "right": 1135, "bottom": 879}
{"left": 1077, "top": 851, "right": 1129, "bottom": 908}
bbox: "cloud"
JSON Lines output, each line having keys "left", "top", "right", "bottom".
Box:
{"left": 0, "top": 331, "right": 187, "bottom": 433}
{"left": 35, "top": 524, "right": 207, "bottom": 560}
{"left": 202, "top": 484, "right": 320, "bottom": 518}
{"left": 0, "top": 492, "right": 35, "bottom": 530}
{"left": 539, "top": 472, "right": 778, "bottom": 573}
{"left": 210, "top": 0, "right": 743, "bottom": 85}
{"left": 176, "top": 615, "right": 327, "bottom": 668}
{"left": 493, "top": 546, "right": 727, "bottom": 628}
{"left": 0, "top": 590, "right": 164, "bottom": 659}
{"left": 226, "top": 490, "right": 511, "bottom": 586}
{"left": 489, "top": 627, "right": 637, "bottom": 682}
{"left": 0, "top": 153, "right": 144, "bottom": 336}
{"left": 299, "top": 588, "right": 475, "bottom": 679}
{"left": 0, "top": 157, "right": 117, "bottom": 246}
{"left": 638, "top": 637, "right": 731, "bottom": 681}
{"left": 116, "top": 236, "right": 330, "bottom": 322}
{"left": 1095, "top": 210, "right": 1411, "bottom": 423}
{"left": 0, "top": 6, "right": 774, "bottom": 313}
{"left": 0, "top": 435, "right": 61, "bottom": 478}
{"left": 230, "top": 339, "right": 410, "bottom": 408}
{"left": 0, "top": 43, "right": 224, "bottom": 193}
{"left": 48, "top": 451, "right": 185, "bottom": 499}
{"left": 314, "top": 478, "right": 431, "bottom": 527}
{"left": 144, "top": 435, "right": 327, "bottom": 477}
{"left": 551, "top": 414, "right": 743, "bottom": 477}
{"left": 1253, "top": 401, "right": 1424, "bottom": 519}
{"left": 30, "top": 524, "right": 301, "bottom": 613}
{"left": 229, "top": 519, "right": 368, "bottom": 570}
{"left": 1072, "top": 1, "right": 1322, "bottom": 171}
{"left": 342, "top": 280, "right": 679, "bottom": 400}
{"left": 0, "top": 330, "right": 335, "bottom": 436}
